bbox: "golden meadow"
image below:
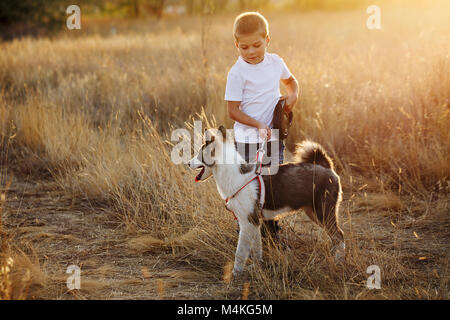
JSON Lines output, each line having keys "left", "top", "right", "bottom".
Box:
{"left": 0, "top": 1, "right": 449, "bottom": 299}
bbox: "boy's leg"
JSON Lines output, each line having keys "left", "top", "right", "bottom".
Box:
{"left": 233, "top": 140, "right": 286, "bottom": 244}
{"left": 234, "top": 139, "right": 285, "bottom": 165}
{"left": 235, "top": 139, "right": 287, "bottom": 244}
{"left": 233, "top": 140, "right": 257, "bottom": 236}
{"left": 234, "top": 140, "right": 256, "bottom": 164}
{"left": 258, "top": 140, "right": 284, "bottom": 175}
{"left": 278, "top": 139, "right": 285, "bottom": 164}
{"left": 261, "top": 140, "right": 285, "bottom": 243}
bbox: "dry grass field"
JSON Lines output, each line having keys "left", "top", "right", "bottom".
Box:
{"left": 0, "top": 1, "right": 449, "bottom": 299}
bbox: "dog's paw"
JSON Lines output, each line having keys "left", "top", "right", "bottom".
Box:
{"left": 232, "top": 267, "right": 244, "bottom": 278}
{"left": 227, "top": 268, "right": 245, "bottom": 287}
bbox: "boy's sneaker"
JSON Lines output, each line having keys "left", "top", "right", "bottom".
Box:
{"left": 261, "top": 219, "right": 281, "bottom": 239}
{"left": 262, "top": 220, "right": 290, "bottom": 250}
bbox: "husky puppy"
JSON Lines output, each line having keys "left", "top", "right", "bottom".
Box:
{"left": 188, "top": 126, "right": 345, "bottom": 276}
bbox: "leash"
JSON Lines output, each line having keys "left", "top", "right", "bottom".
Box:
{"left": 225, "top": 137, "right": 267, "bottom": 221}
{"left": 255, "top": 137, "right": 267, "bottom": 175}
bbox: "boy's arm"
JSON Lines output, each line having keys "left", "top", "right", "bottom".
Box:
{"left": 227, "top": 101, "right": 271, "bottom": 140}
{"left": 280, "top": 76, "right": 299, "bottom": 113}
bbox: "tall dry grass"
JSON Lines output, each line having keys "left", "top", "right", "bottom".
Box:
{"left": 1, "top": 4, "right": 448, "bottom": 191}
{"left": 0, "top": 2, "right": 448, "bottom": 299}
{"left": 0, "top": 177, "right": 48, "bottom": 299}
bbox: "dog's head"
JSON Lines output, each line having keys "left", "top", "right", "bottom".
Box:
{"left": 187, "top": 125, "right": 227, "bottom": 182}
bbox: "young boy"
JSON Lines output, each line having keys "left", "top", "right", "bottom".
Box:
{"left": 224, "top": 12, "right": 299, "bottom": 240}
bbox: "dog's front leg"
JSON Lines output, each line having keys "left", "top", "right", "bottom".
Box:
{"left": 251, "top": 225, "right": 262, "bottom": 263}
{"left": 233, "top": 221, "right": 258, "bottom": 276}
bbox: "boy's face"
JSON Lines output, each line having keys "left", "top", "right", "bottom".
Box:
{"left": 235, "top": 32, "right": 270, "bottom": 65}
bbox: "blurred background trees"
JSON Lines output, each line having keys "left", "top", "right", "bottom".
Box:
{"left": 0, "top": 0, "right": 67, "bottom": 40}
{"left": 0, "top": 0, "right": 379, "bottom": 40}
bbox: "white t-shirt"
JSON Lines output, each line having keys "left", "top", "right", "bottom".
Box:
{"left": 224, "top": 52, "right": 293, "bottom": 143}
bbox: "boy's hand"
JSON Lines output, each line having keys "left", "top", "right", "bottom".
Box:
{"left": 257, "top": 122, "right": 271, "bottom": 140}
{"left": 280, "top": 94, "right": 298, "bottom": 113}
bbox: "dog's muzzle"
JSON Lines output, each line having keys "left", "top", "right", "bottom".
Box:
{"left": 188, "top": 157, "right": 206, "bottom": 182}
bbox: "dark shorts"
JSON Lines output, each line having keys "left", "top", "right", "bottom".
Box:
{"left": 234, "top": 139, "right": 285, "bottom": 167}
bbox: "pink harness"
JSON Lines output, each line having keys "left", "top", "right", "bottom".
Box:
{"left": 224, "top": 141, "right": 267, "bottom": 221}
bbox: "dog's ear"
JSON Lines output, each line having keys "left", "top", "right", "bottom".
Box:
{"left": 218, "top": 125, "right": 226, "bottom": 141}
{"left": 204, "top": 128, "right": 216, "bottom": 143}
{"left": 204, "top": 128, "right": 211, "bottom": 142}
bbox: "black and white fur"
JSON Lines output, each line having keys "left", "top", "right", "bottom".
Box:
{"left": 188, "top": 126, "right": 345, "bottom": 276}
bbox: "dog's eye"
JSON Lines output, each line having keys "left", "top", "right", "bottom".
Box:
{"left": 202, "top": 142, "right": 215, "bottom": 166}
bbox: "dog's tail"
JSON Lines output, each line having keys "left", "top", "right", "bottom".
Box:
{"left": 294, "top": 140, "right": 335, "bottom": 170}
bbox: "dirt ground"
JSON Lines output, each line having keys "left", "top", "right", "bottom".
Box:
{"left": 2, "top": 173, "right": 220, "bottom": 299}
{"left": 1, "top": 167, "right": 449, "bottom": 300}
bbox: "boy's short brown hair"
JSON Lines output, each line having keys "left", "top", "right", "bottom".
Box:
{"left": 233, "top": 12, "right": 269, "bottom": 41}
